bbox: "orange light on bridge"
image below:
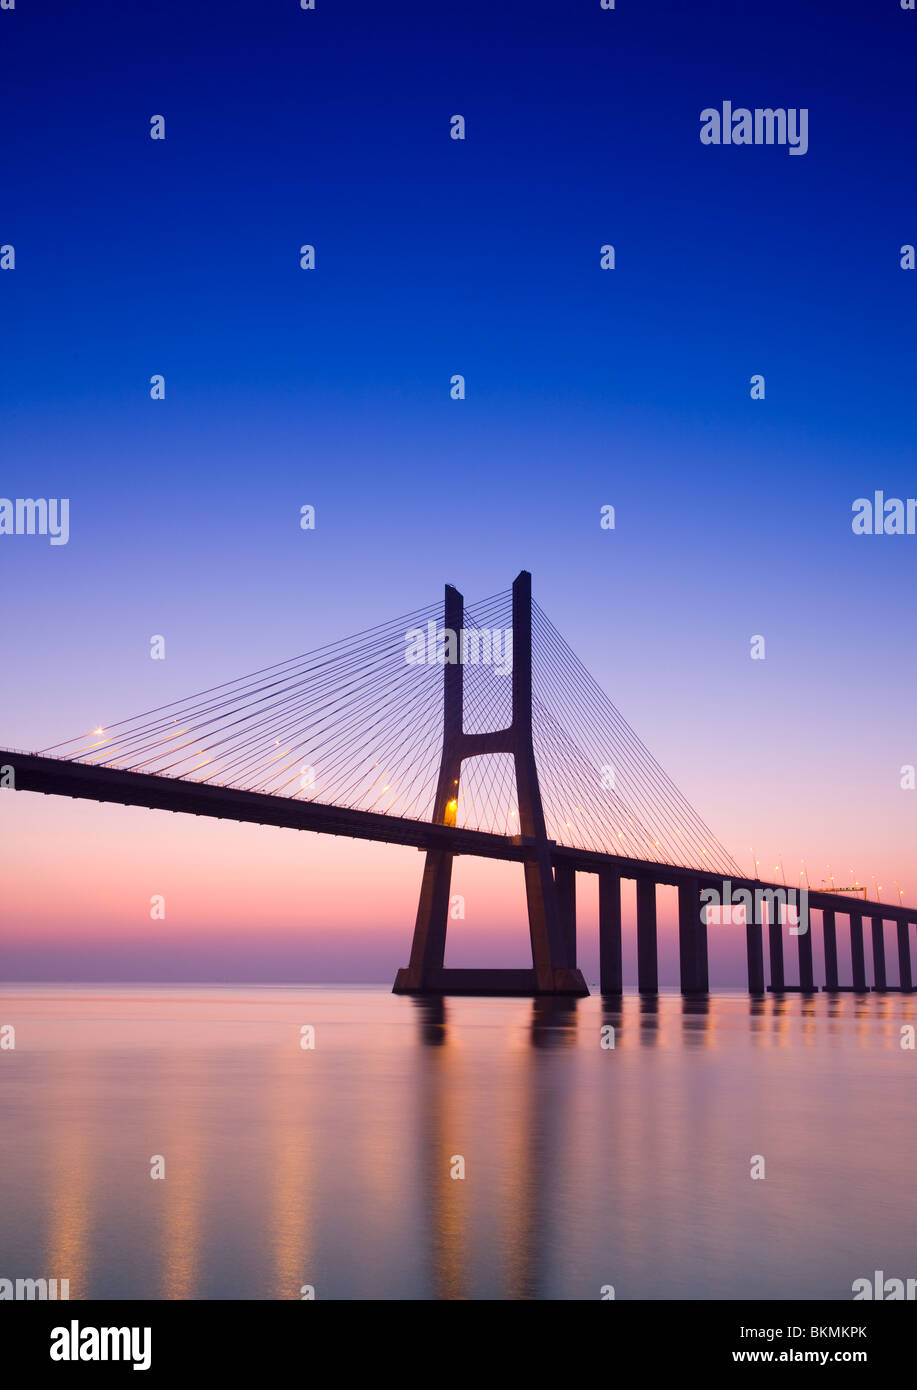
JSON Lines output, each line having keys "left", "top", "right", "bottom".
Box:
{"left": 444, "top": 798, "right": 458, "bottom": 827}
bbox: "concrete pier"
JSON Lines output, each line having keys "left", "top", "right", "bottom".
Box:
{"left": 636, "top": 878, "right": 659, "bottom": 995}
{"left": 797, "top": 896, "right": 815, "bottom": 993}
{"left": 871, "top": 915, "right": 887, "bottom": 993}
{"left": 850, "top": 911, "right": 868, "bottom": 992}
{"left": 768, "top": 904, "right": 785, "bottom": 993}
{"left": 598, "top": 869, "right": 623, "bottom": 994}
{"left": 746, "top": 907, "right": 765, "bottom": 994}
{"left": 898, "top": 921, "right": 913, "bottom": 993}
{"left": 822, "top": 908, "right": 840, "bottom": 991}
{"left": 678, "top": 876, "right": 707, "bottom": 994}
{"left": 555, "top": 862, "right": 577, "bottom": 970}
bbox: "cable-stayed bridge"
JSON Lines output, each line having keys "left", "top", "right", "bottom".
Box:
{"left": 2, "top": 572, "right": 914, "bottom": 996}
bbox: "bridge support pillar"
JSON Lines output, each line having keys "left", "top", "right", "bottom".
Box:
{"left": 599, "top": 869, "right": 623, "bottom": 994}
{"left": 822, "top": 909, "right": 839, "bottom": 991}
{"left": 746, "top": 906, "right": 765, "bottom": 995}
{"left": 850, "top": 911, "right": 868, "bottom": 992}
{"left": 678, "top": 876, "right": 707, "bottom": 994}
{"left": 554, "top": 863, "right": 577, "bottom": 970}
{"left": 797, "top": 895, "right": 815, "bottom": 993}
{"left": 871, "top": 916, "right": 887, "bottom": 992}
{"left": 898, "top": 922, "right": 913, "bottom": 993}
{"left": 400, "top": 848, "right": 454, "bottom": 987}
{"left": 636, "top": 878, "right": 658, "bottom": 994}
{"left": 768, "top": 901, "right": 785, "bottom": 993}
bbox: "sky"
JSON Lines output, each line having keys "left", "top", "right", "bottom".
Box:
{"left": 1, "top": 0, "right": 915, "bottom": 984}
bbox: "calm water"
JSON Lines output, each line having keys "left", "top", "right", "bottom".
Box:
{"left": 1, "top": 985, "right": 915, "bottom": 1300}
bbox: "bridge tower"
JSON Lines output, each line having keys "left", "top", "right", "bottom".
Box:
{"left": 393, "top": 571, "right": 588, "bottom": 996}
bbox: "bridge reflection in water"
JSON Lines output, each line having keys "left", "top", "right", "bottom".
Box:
{"left": 1, "top": 985, "right": 916, "bottom": 1301}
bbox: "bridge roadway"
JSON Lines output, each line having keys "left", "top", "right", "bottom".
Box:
{"left": 2, "top": 749, "right": 911, "bottom": 927}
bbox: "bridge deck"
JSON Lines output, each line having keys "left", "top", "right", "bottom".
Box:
{"left": 1, "top": 750, "right": 912, "bottom": 925}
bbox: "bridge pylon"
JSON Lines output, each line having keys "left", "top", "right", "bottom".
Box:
{"left": 393, "top": 571, "right": 589, "bottom": 997}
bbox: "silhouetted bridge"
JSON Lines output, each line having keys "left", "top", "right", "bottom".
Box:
{"left": 2, "top": 572, "right": 913, "bottom": 997}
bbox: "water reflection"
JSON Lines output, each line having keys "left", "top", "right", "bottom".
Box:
{"left": 2, "top": 987, "right": 916, "bottom": 1300}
